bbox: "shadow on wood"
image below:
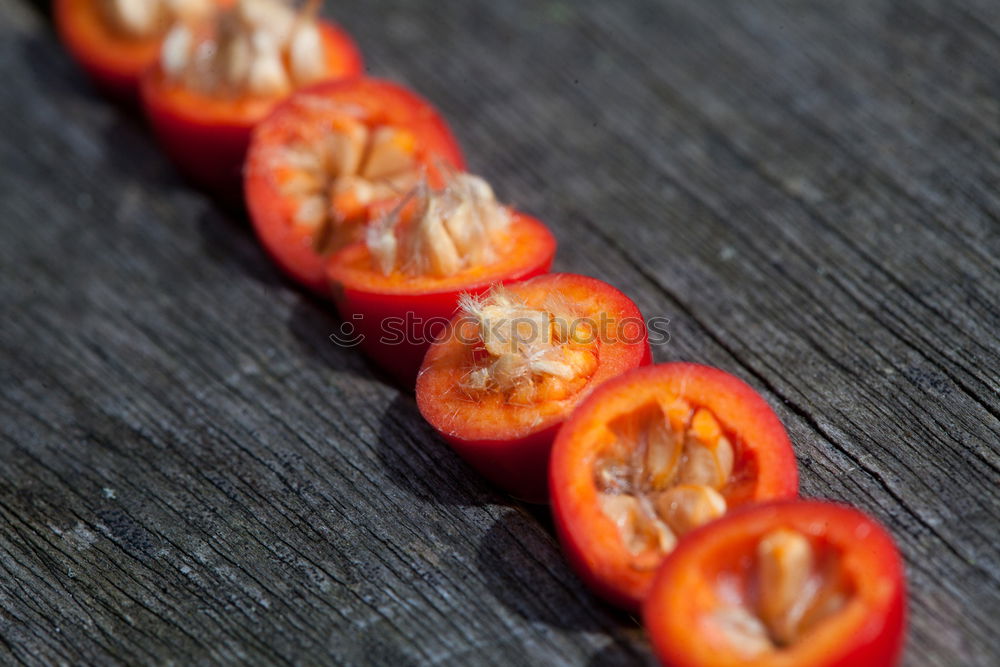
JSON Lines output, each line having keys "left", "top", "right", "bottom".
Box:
{"left": 474, "top": 510, "right": 656, "bottom": 664}
{"left": 373, "top": 394, "right": 512, "bottom": 508}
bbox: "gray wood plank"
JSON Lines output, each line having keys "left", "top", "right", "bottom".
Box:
{"left": 2, "top": 0, "right": 998, "bottom": 665}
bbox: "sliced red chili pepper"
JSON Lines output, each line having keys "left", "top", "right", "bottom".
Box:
{"left": 328, "top": 172, "right": 555, "bottom": 383}
{"left": 55, "top": 0, "right": 225, "bottom": 102}
{"left": 416, "top": 273, "right": 652, "bottom": 502}
{"left": 642, "top": 499, "right": 906, "bottom": 667}
{"left": 247, "top": 77, "right": 466, "bottom": 294}
{"left": 550, "top": 362, "right": 799, "bottom": 609}
{"left": 140, "top": 1, "right": 363, "bottom": 197}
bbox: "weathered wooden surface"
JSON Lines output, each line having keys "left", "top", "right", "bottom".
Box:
{"left": 2, "top": 0, "right": 998, "bottom": 664}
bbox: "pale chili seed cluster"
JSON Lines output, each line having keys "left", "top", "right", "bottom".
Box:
{"left": 100, "top": 0, "right": 212, "bottom": 39}
{"left": 458, "top": 287, "right": 598, "bottom": 404}
{"left": 715, "top": 528, "right": 849, "bottom": 656}
{"left": 276, "top": 116, "right": 421, "bottom": 253}
{"left": 594, "top": 400, "right": 734, "bottom": 558}
{"left": 367, "top": 173, "right": 511, "bottom": 278}
{"left": 161, "top": 0, "right": 329, "bottom": 98}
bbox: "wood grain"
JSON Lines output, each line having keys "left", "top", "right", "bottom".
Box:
{"left": 2, "top": 0, "right": 998, "bottom": 664}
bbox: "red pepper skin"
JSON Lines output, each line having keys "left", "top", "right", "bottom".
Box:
{"left": 643, "top": 500, "right": 907, "bottom": 667}
{"left": 550, "top": 362, "right": 799, "bottom": 610}
{"left": 329, "top": 213, "right": 556, "bottom": 386}
{"left": 54, "top": 0, "right": 166, "bottom": 102}
{"left": 416, "top": 273, "right": 652, "bottom": 502}
{"left": 140, "top": 21, "right": 363, "bottom": 199}
{"left": 247, "top": 78, "right": 466, "bottom": 295}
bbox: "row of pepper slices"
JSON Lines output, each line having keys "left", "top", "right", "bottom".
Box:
{"left": 56, "top": 1, "right": 907, "bottom": 665}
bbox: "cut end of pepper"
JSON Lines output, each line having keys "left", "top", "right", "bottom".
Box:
{"left": 642, "top": 500, "right": 903, "bottom": 667}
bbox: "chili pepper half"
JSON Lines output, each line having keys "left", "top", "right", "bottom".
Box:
{"left": 550, "top": 362, "right": 799, "bottom": 609}
{"left": 643, "top": 500, "right": 906, "bottom": 667}
{"left": 416, "top": 273, "right": 652, "bottom": 502}
{"left": 247, "top": 77, "right": 466, "bottom": 294}
{"left": 55, "top": 0, "right": 223, "bottom": 102}
{"left": 141, "top": 0, "right": 363, "bottom": 197}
